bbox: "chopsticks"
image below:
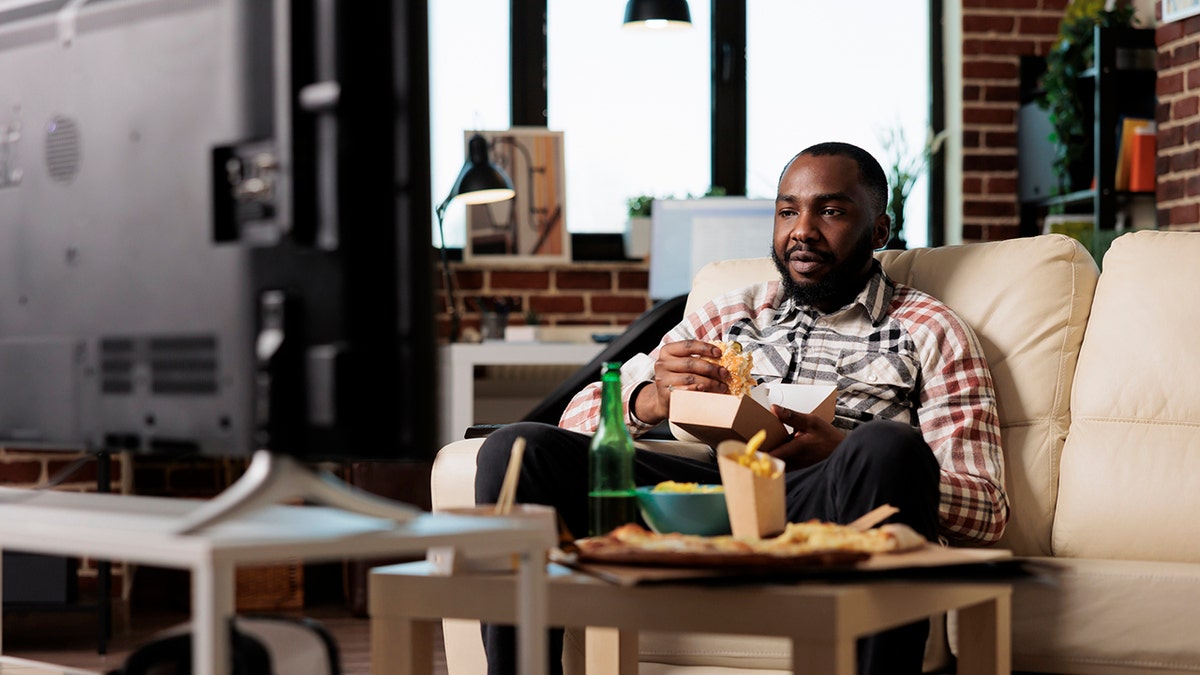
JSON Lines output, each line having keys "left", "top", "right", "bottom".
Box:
{"left": 494, "top": 436, "right": 526, "bottom": 516}
{"left": 847, "top": 504, "right": 899, "bottom": 531}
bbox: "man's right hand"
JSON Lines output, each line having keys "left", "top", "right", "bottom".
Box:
{"left": 632, "top": 339, "right": 731, "bottom": 426}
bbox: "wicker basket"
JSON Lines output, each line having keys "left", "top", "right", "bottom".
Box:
{"left": 235, "top": 562, "right": 304, "bottom": 611}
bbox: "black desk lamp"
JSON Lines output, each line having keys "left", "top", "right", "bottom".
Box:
{"left": 623, "top": 0, "right": 691, "bottom": 29}
{"left": 436, "top": 133, "right": 516, "bottom": 342}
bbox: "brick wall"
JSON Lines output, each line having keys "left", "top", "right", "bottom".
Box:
{"left": 1155, "top": 6, "right": 1200, "bottom": 229}
{"left": 436, "top": 260, "right": 652, "bottom": 341}
{"left": 960, "top": 0, "right": 1069, "bottom": 243}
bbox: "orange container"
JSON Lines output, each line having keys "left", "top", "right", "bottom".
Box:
{"left": 1130, "top": 126, "right": 1156, "bottom": 193}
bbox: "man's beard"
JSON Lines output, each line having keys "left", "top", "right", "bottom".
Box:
{"left": 769, "top": 235, "right": 876, "bottom": 311}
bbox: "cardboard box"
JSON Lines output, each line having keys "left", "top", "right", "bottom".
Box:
{"left": 716, "top": 440, "right": 786, "bottom": 539}
{"left": 668, "top": 384, "right": 836, "bottom": 450}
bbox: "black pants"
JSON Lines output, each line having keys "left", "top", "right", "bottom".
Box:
{"left": 476, "top": 419, "right": 941, "bottom": 675}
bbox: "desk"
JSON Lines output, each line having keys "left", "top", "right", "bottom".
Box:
{"left": 0, "top": 488, "right": 554, "bottom": 675}
{"left": 439, "top": 342, "right": 604, "bottom": 447}
{"left": 370, "top": 561, "right": 1012, "bottom": 675}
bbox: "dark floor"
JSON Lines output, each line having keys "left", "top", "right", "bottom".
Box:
{"left": 2, "top": 601, "right": 446, "bottom": 675}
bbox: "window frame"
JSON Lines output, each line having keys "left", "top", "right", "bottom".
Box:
{"left": 506, "top": 0, "right": 942, "bottom": 246}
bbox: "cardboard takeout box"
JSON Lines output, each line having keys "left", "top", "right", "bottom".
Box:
{"left": 668, "top": 384, "right": 836, "bottom": 451}
{"left": 716, "top": 439, "right": 786, "bottom": 539}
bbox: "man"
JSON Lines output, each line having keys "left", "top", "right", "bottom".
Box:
{"left": 476, "top": 141, "right": 1008, "bottom": 675}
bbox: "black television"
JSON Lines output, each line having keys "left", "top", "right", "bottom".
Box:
{"left": 0, "top": 0, "right": 435, "bottom": 525}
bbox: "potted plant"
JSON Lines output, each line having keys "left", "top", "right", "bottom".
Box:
{"left": 1039, "top": 0, "right": 1135, "bottom": 194}
{"left": 624, "top": 194, "right": 655, "bottom": 260}
{"left": 880, "top": 126, "right": 948, "bottom": 250}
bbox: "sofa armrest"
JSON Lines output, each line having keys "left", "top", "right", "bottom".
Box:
{"left": 429, "top": 437, "right": 714, "bottom": 512}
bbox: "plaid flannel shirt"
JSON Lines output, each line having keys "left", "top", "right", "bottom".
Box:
{"left": 560, "top": 263, "right": 1008, "bottom": 546}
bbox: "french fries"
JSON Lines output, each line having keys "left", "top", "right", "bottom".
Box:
{"left": 732, "top": 429, "right": 781, "bottom": 478}
{"left": 651, "top": 481, "right": 725, "bottom": 494}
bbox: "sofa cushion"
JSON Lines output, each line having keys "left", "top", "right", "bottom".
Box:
{"left": 1054, "top": 230, "right": 1200, "bottom": 561}
{"left": 682, "top": 235, "right": 1098, "bottom": 555}
{"left": 1005, "top": 556, "right": 1200, "bottom": 674}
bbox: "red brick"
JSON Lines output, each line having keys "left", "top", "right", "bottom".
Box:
{"left": 452, "top": 269, "right": 484, "bottom": 291}
{"left": 984, "top": 130, "right": 1017, "bottom": 148}
{"left": 1160, "top": 124, "right": 1185, "bottom": 150}
{"left": 1185, "top": 15, "right": 1200, "bottom": 36}
{"left": 1157, "top": 155, "right": 1172, "bottom": 176}
{"left": 489, "top": 270, "right": 550, "bottom": 290}
{"left": 963, "top": 85, "right": 982, "bottom": 102}
{"left": 1187, "top": 175, "right": 1200, "bottom": 197}
{"left": 1159, "top": 72, "right": 1186, "bottom": 97}
{"left": 1189, "top": 67, "right": 1200, "bottom": 92}
{"left": 1175, "top": 95, "right": 1200, "bottom": 119}
{"left": 528, "top": 295, "right": 585, "bottom": 314}
{"left": 1158, "top": 101, "right": 1173, "bottom": 125}
{"left": 1017, "top": 16, "right": 1061, "bottom": 36}
{"left": 591, "top": 295, "right": 649, "bottom": 314}
{"left": 1172, "top": 42, "right": 1200, "bottom": 69}
{"left": 1171, "top": 202, "right": 1200, "bottom": 226}
{"left": 960, "top": 223, "right": 985, "bottom": 241}
{"left": 983, "top": 85, "right": 1020, "bottom": 103}
{"left": 1159, "top": 177, "right": 1186, "bottom": 201}
{"left": 617, "top": 270, "right": 649, "bottom": 290}
{"left": 1041, "top": 0, "right": 1070, "bottom": 12}
{"left": 1158, "top": 21, "right": 1185, "bottom": 46}
{"left": 0, "top": 460, "right": 43, "bottom": 484}
{"left": 555, "top": 270, "right": 611, "bottom": 290}
{"left": 987, "top": 176, "right": 1019, "bottom": 194}
{"left": 962, "top": 107, "right": 1015, "bottom": 125}
{"left": 962, "top": 176, "right": 984, "bottom": 194}
{"left": 1157, "top": 207, "right": 1172, "bottom": 229}
{"left": 964, "top": 0, "right": 1036, "bottom": 8}
{"left": 963, "top": 60, "right": 1019, "bottom": 80}
{"left": 963, "top": 200, "right": 1016, "bottom": 217}
{"left": 964, "top": 15, "right": 1016, "bottom": 34}
{"left": 1168, "top": 148, "right": 1199, "bottom": 172}
{"left": 1190, "top": 121, "right": 1200, "bottom": 144}
{"left": 962, "top": 154, "right": 1018, "bottom": 172}
{"left": 961, "top": 38, "right": 1038, "bottom": 56}
{"left": 962, "top": 130, "right": 982, "bottom": 148}
{"left": 986, "top": 223, "right": 1021, "bottom": 240}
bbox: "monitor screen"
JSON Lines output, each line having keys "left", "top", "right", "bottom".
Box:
{"left": 0, "top": 0, "right": 437, "bottom": 463}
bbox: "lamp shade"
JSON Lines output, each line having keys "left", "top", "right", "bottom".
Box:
{"left": 447, "top": 134, "right": 516, "bottom": 206}
{"left": 623, "top": 0, "right": 691, "bottom": 29}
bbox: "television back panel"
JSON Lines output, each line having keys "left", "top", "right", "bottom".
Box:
{"left": 0, "top": 0, "right": 265, "bottom": 455}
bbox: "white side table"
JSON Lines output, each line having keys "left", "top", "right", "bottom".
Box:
{"left": 0, "top": 488, "right": 554, "bottom": 675}
{"left": 438, "top": 342, "right": 604, "bottom": 447}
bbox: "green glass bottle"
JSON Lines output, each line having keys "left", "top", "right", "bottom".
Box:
{"left": 588, "top": 361, "right": 638, "bottom": 537}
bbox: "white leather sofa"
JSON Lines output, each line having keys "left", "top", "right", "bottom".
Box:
{"left": 430, "top": 230, "right": 1200, "bottom": 674}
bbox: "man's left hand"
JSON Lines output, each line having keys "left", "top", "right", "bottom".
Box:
{"left": 767, "top": 405, "right": 845, "bottom": 471}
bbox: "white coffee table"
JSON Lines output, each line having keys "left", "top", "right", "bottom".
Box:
{"left": 0, "top": 488, "right": 555, "bottom": 675}
{"left": 369, "top": 558, "right": 1013, "bottom": 675}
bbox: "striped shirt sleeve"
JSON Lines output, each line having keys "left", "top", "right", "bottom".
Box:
{"left": 894, "top": 292, "right": 1009, "bottom": 545}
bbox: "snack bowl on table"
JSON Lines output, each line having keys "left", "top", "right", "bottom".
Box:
{"left": 635, "top": 483, "right": 732, "bottom": 536}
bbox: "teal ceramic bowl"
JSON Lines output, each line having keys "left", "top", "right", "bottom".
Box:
{"left": 634, "top": 486, "right": 732, "bottom": 536}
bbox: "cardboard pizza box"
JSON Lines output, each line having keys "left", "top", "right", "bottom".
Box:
{"left": 668, "top": 384, "right": 836, "bottom": 451}
{"left": 716, "top": 439, "right": 786, "bottom": 539}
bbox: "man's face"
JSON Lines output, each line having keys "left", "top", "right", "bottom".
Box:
{"left": 770, "top": 153, "right": 890, "bottom": 312}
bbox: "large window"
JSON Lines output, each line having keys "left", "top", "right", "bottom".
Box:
{"left": 427, "top": 1, "right": 510, "bottom": 248}
{"left": 546, "top": 1, "right": 712, "bottom": 234}
{"left": 429, "top": 1, "right": 934, "bottom": 248}
{"left": 746, "top": 1, "right": 932, "bottom": 247}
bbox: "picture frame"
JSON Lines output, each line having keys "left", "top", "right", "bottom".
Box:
{"left": 463, "top": 128, "right": 570, "bottom": 264}
{"left": 1163, "top": 0, "right": 1200, "bottom": 23}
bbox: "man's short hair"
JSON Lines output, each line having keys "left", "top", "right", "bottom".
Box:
{"left": 783, "top": 142, "right": 889, "bottom": 217}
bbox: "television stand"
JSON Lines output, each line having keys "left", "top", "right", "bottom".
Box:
{"left": 176, "top": 449, "right": 422, "bottom": 535}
